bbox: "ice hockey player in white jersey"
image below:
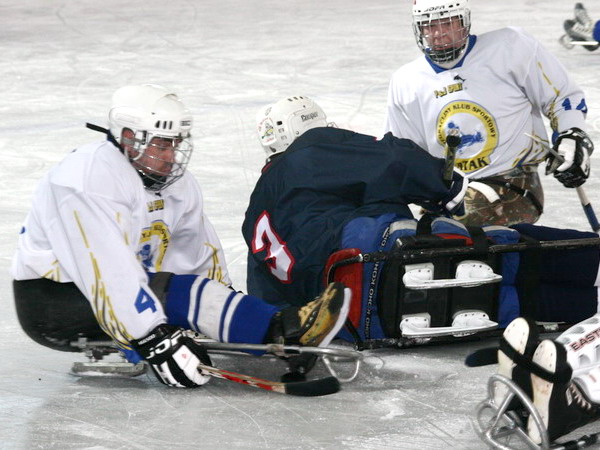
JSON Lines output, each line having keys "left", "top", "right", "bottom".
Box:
{"left": 384, "top": 0, "right": 594, "bottom": 227}
{"left": 11, "top": 84, "right": 350, "bottom": 388}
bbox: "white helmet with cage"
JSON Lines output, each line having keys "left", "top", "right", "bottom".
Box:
{"left": 108, "top": 84, "right": 193, "bottom": 191}
{"left": 412, "top": 0, "right": 471, "bottom": 66}
{"left": 257, "top": 95, "right": 328, "bottom": 160}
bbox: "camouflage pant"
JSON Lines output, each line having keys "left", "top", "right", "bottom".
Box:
{"left": 455, "top": 167, "right": 544, "bottom": 227}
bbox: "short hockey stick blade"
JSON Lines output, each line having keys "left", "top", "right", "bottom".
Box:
{"left": 464, "top": 347, "right": 498, "bottom": 367}
{"left": 198, "top": 363, "right": 341, "bottom": 396}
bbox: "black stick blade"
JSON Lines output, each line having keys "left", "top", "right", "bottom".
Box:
{"left": 465, "top": 347, "right": 498, "bottom": 367}
{"left": 284, "top": 376, "right": 341, "bottom": 396}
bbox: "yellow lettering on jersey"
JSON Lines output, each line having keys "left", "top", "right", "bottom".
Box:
{"left": 436, "top": 101, "right": 499, "bottom": 174}
{"left": 448, "top": 83, "right": 463, "bottom": 93}
{"left": 42, "top": 260, "right": 61, "bottom": 281}
{"left": 434, "top": 83, "right": 463, "bottom": 99}
{"left": 147, "top": 199, "right": 165, "bottom": 213}
{"left": 138, "top": 220, "right": 171, "bottom": 271}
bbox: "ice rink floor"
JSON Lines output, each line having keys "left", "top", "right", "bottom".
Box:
{"left": 2, "top": 0, "right": 600, "bottom": 448}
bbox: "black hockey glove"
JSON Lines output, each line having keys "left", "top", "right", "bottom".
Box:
{"left": 131, "top": 324, "right": 212, "bottom": 388}
{"left": 546, "top": 127, "right": 593, "bottom": 188}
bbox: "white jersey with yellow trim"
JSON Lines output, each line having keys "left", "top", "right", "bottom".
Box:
{"left": 384, "top": 26, "right": 587, "bottom": 179}
{"left": 11, "top": 139, "right": 230, "bottom": 344}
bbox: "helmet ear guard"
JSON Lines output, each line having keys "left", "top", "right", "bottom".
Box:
{"left": 108, "top": 84, "right": 194, "bottom": 191}
{"left": 256, "top": 95, "right": 329, "bottom": 159}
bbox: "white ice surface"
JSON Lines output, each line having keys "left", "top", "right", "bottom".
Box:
{"left": 2, "top": 0, "right": 600, "bottom": 448}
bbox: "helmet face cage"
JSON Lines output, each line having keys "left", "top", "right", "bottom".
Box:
{"left": 108, "top": 85, "right": 194, "bottom": 191}
{"left": 413, "top": 2, "right": 471, "bottom": 65}
{"left": 121, "top": 129, "right": 193, "bottom": 191}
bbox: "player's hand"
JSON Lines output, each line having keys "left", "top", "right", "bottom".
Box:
{"left": 131, "top": 324, "right": 212, "bottom": 388}
{"left": 442, "top": 168, "right": 468, "bottom": 216}
{"left": 546, "top": 127, "right": 593, "bottom": 188}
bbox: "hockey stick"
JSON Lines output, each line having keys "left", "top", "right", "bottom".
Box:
{"left": 197, "top": 363, "right": 340, "bottom": 396}
{"left": 71, "top": 337, "right": 344, "bottom": 395}
{"left": 526, "top": 133, "right": 600, "bottom": 233}
{"left": 198, "top": 341, "right": 363, "bottom": 383}
{"left": 443, "top": 129, "right": 461, "bottom": 187}
{"left": 327, "top": 236, "right": 600, "bottom": 271}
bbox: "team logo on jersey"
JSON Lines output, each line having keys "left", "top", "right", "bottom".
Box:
{"left": 147, "top": 199, "right": 164, "bottom": 212}
{"left": 138, "top": 220, "right": 171, "bottom": 271}
{"left": 434, "top": 81, "right": 464, "bottom": 98}
{"left": 436, "top": 100, "right": 498, "bottom": 173}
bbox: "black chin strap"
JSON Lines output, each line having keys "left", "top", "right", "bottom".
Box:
{"left": 85, "top": 123, "right": 122, "bottom": 151}
{"left": 86, "top": 122, "right": 164, "bottom": 192}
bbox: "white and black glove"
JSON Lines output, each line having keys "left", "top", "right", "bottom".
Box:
{"left": 131, "top": 324, "right": 212, "bottom": 388}
{"left": 546, "top": 127, "right": 593, "bottom": 188}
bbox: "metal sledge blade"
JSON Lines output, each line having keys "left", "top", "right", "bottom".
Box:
{"left": 196, "top": 339, "right": 363, "bottom": 383}
{"left": 71, "top": 361, "right": 147, "bottom": 377}
{"left": 475, "top": 374, "right": 550, "bottom": 450}
{"left": 400, "top": 311, "right": 498, "bottom": 339}
{"left": 403, "top": 260, "right": 502, "bottom": 290}
{"left": 558, "top": 34, "right": 600, "bottom": 50}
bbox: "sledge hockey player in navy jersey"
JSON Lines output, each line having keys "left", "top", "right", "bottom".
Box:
{"left": 11, "top": 85, "right": 350, "bottom": 389}
{"left": 561, "top": 3, "right": 600, "bottom": 51}
{"left": 384, "top": 0, "right": 594, "bottom": 227}
{"left": 244, "top": 95, "right": 600, "bottom": 347}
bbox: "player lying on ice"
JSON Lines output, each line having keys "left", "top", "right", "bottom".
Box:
{"left": 10, "top": 84, "right": 351, "bottom": 389}
{"left": 245, "top": 95, "right": 600, "bottom": 348}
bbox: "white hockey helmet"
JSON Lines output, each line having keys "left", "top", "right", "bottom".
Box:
{"left": 412, "top": 0, "right": 471, "bottom": 66}
{"left": 108, "top": 84, "right": 193, "bottom": 191}
{"left": 257, "top": 95, "right": 328, "bottom": 159}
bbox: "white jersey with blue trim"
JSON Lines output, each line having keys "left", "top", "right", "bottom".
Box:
{"left": 11, "top": 139, "right": 231, "bottom": 345}
{"left": 384, "top": 26, "right": 587, "bottom": 179}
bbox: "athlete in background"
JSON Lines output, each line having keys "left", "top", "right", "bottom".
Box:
{"left": 561, "top": 3, "right": 600, "bottom": 51}
{"left": 384, "top": 0, "right": 593, "bottom": 226}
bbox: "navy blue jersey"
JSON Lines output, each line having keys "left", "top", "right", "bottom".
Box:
{"left": 242, "top": 127, "right": 457, "bottom": 306}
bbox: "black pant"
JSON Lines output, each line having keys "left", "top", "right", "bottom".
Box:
{"left": 13, "top": 279, "right": 109, "bottom": 352}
